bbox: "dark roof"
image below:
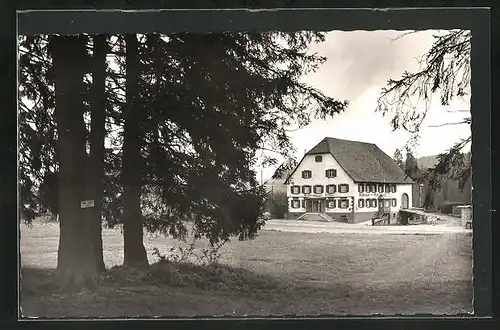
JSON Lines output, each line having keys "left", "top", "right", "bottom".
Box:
{"left": 303, "top": 137, "right": 413, "bottom": 184}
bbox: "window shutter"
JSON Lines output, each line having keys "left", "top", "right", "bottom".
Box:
{"left": 301, "top": 200, "right": 305, "bottom": 208}
{"left": 302, "top": 171, "right": 305, "bottom": 179}
{"left": 325, "top": 169, "right": 328, "bottom": 178}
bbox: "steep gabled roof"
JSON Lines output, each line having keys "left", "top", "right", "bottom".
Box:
{"left": 287, "top": 137, "right": 413, "bottom": 184}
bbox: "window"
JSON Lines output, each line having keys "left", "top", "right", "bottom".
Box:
{"left": 302, "top": 170, "right": 312, "bottom": 179}
{"left": 370, "top": 184, "right": 376, "bottom": 193}
{"left": 339, "top": 199, "right": 349, "bottom": 209}
{"left": 291, "top": 185, "right": 300, "bottom": 194}
{"left": 358, "top": 184, "right": 364, "bottom": 193}
{"left": 315, "top": 155, "right": 323, "bottom": 162}
{"left": 391, "top": 184, "right": 397, "bottom": 193}
{"left": 301, "top": 200, "right": 306, "bottom": 208}
{"left": 327, "top": 199, "right": 336, "bottom": 209}
{"left": 372, "top": 199, "right": 378, "bottom": 208}
{"left": 313, "top": 185, "right": 324, "bottom": 194}
{"left": 385, "top": 184, "right": 390, "bottom": 193}
{"left": 366, "top": 199, "right": 372, "bottom": 208}
{"left": 338, "top": 184, "right": 349, "bottom": 193}
{"left": 326, "top": 184, "right": 336, "bottom": 194}
{"left": 378, "top": 184, "right": 384, "bottom": 193}
{"left": 291, "top": 199, "right": 300, "bottom": 209}
{"left": 358, "top": 199, "right": 364, "bottom": 208}
{"left": 385, "top": 199, "right": 391, "bottom": 208}
{"left": 392, "top": 198, "right": 397, "bottom": 207}
{"left": 325, "top": 169, "right": 337, "bottom": 178}
{"left": 302, "top": 185, "right": 311, "bottom": 194}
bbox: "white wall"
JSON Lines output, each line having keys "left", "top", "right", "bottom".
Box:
{"left": 287, "top": 153, "right": 355, "bottom": 213}
{"left": 287, "top": 152, "right": 413, "bottom": 214}
{"left": 354, "top": 183, "right": 413, "bottom": 213}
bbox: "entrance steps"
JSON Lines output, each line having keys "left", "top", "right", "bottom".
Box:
{"left": 297, "top": 213, "right": 335, "bottom": 222}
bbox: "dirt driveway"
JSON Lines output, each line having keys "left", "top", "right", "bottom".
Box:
{"left": 263, "top": 219, "right": 471, "bottom": 234}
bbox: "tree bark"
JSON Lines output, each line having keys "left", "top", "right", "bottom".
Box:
{"left": 89, "top": 34, "right": 108, "bottom": 273}
{"left": 122, "top": 34, "right": 148, "bottom": 267}
{"left": 52, "top": 35, "right": 100, "bottom": 288}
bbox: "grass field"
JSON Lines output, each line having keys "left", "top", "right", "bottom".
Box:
{"left": 20, "top": 221, "right": 473, "bottom": 317}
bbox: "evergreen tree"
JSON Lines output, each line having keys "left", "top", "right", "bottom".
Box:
{"left": 19, "top": 32, "right": 348, "bottom": 275}
{"left": 376, "top": 30, "right": 471, "bottom": 194}
{"left": 393, "top": 148, "right": 404, "bottom": 171}
{"left": 49, "top": 35, "right": 102, "bottom": 286}
{"left": 404, "top": 151, "right": 422, "bottom": 180}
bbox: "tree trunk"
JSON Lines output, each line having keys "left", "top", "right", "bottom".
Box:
{"left": 89, "top": 34, "right": 107, "bottom": 273}
{"left": 122, "top": 34, "right": 148, "bottom": 267}
{"left": 52, "top": 35, "right": 100, "bottom": 288}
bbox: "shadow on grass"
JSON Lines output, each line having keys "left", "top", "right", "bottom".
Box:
{"left": 19, "top": 262, "right": 354, "bottom": 317}
{"left": 19, "top": 258, "right": 473, "bottom": 318}
{"left": 20, "top": 261, "right": 351, "bottom": 298}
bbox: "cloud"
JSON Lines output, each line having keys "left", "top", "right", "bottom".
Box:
{"left": 304, "top": 30, "right": 439, "bottom": 102}
{"left": 256, "top": 30, "right": 471, "bottom": 179}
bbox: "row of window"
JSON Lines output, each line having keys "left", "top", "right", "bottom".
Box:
{"left": 291, "top": 184, "right": 349, "bottom": 195}
{"left": 358, "top": 198, "right": 397, "bottom": 208}
{"left": 290, "top": 198, "right": 349, "bottom": 209}
{"left": 301, "top": 169, "right": 337, "bottom": 179}
{"left": 290, "top": 198, "right": 397, "bottom": 210}
{"left": 359, "top": 183, "right": 397, "bottom": 193}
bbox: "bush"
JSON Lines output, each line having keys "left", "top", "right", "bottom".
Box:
{"left": 266, "top": 191, "right": 288, "bottom": 219}
{"left": 151, "top": 236, "right": 224, "bottom": 267}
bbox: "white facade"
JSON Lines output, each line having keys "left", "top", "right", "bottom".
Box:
{"left": 287, "top": 153, "right": 354, "bottom": 214}
{"left": 287, "top": 152, "right": 413, "bottom": 216}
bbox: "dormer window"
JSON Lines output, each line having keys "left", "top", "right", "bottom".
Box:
{"left": 315, "top": 155, "right": 323, "bottom": 162}
{"left": 325, "top": 169, "right": 337, "bottom": 178}
{"left": 302, "top": 170, "right": 312, "bottom": 179}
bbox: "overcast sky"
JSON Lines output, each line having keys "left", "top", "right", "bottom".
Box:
{"left": 258, "top": 30, "right": 471, "bottom": 182}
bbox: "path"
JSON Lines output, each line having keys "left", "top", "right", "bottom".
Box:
{"left": 263, "top": 219, "right": 471, "bottom": 234}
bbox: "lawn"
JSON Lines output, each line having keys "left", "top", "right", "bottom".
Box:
{"left": 20, "top": 220, "right": 473, "bottom": 317}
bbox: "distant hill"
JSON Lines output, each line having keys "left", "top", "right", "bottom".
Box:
{"left": 417, "top": 155, "right": 438, "bottom": 170}
{"left": 417, "top": 152, "right": 471, "bottom": 170}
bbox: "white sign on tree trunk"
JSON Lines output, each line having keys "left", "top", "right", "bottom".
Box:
{"left": 80, "top": 200, "right": 95, "bottom": 209}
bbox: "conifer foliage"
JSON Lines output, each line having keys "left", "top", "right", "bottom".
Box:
{"left": 19, "top": 32, "right": 347, "bottom": 281}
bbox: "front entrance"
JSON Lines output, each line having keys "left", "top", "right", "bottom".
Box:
{"left": 401, "top": 193, "right": 409, "bottom": 209}
{"left": 305, "top": 199, "right": 326, "bottom": 213}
